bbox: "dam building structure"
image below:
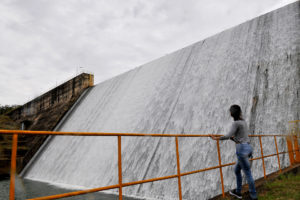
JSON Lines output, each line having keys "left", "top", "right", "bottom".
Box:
{"left": 12, "top": 2, "right": 300, "bottom": 200}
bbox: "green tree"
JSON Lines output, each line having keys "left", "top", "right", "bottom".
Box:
{"left": 0, "top": 105, "right": 19, "bottom": 115}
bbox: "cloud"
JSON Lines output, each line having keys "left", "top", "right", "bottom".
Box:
{"left": 261, "top": 0, "right": 298, "bottom": 13}
{"left": 0, "top": 0, "right": 297, "bottom": 105}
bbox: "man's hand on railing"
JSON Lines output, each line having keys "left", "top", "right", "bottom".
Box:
{"left": 210, "top": 135, "right": 221, "bottom": 140}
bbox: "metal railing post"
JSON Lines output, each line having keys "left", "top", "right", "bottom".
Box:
{"left": 216, "top": 140, "right": 225, "bottom": 197}
{"left": 9, "top": 133, "right": 18, "bottom": 200}
{"left": 293, "top": 136, "right": 300, "bottom": 163}
{"left": 259, "top": 136, "right": 266, "bottom": 179}
{"left": 175, "top": 137, "right": 183, "bottom": 200}
{"left": 274, "top": 136, "right": 282, "bottom": 173}
{"left": 286, "top": 135, "right": 295, "bottom": 166}
{"left": 118, "top": 136, "right": 123, "bottom": 200}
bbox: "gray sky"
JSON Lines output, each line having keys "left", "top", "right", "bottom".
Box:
{"left": 0, "top": 0, "right": 297, "bottom": 105}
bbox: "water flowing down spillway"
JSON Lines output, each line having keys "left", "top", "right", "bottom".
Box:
{"left": 24, "top": 2, "right": 299, "bottom": 200}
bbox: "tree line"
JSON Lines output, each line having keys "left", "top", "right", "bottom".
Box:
{"left": 0, "top": 105, "right": 19, "bottom": 115}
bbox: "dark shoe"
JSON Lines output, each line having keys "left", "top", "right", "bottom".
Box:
{"left": 229, "top": 189, "right": 242, "bottom": 199}
{"left": 250, "top": 197, "right": 258, "bottom": 200}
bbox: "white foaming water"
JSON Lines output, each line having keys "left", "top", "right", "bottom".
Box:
{"left": 24, "top": 2, "right": 299, "bottom": 200}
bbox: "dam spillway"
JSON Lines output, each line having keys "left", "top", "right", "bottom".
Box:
{"left": 24, "top": 2, "right": 299, "bottom": 200}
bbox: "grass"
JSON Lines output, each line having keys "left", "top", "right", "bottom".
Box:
{"left": 0, "top": 115, "right": 19, "bottom": 130}
{"left": 0, "top": 115, "right": 19, "bottom": 158}
{"left": 257, "top": 172, "right": 300, "bottom": 200}
{"left": 217, "top": 169, "right": 300, "bottom": 200}
{"left": 0, "top": 114, "right": 19, "bottom": 146}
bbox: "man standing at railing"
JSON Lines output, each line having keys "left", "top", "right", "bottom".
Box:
{"left": 211, "top": 105, "right": 258, "bottom": 200}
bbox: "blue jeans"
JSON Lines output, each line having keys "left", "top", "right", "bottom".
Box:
{"left": 235, "top": 143, "right": 257, "bottom": 199}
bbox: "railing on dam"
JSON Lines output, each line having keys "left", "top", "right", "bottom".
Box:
{"left": 0, "top": 120, "right": 299, "bottom": 200}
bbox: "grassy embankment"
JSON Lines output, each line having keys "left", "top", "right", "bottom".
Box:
{"left": 0, "top": 104, "right": 20, "bottom": 146}
{"left": 220, "top": 168, "right": 300, "bottom": 200}
{"left": 257, "top": 171, "right": 300, "bottom": 200}
{"left": 0, "top": 106, "right": 20, "bottom": 178}
{"left": 0, "top": 114, "right": 20, "bottom": 153}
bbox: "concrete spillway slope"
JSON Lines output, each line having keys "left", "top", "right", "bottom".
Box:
{"left": 24, "top": 2, "right": 299, "bottom": 199}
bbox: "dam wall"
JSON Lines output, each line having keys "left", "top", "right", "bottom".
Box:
{"left": 9, "top": 73, "right": 94, "bottom": 127}
{"left": 24, "top": 2, "right": 299, "bottom": 200}
{"left": 0, "top": 73, "right": 93, "bottom": 178}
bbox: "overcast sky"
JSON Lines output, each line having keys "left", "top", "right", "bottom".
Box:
{"left": 0, "top": 0, "right": 297, "bottom": 105}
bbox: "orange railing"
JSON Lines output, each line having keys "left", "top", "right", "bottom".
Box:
{"left": 288, "top": 120, "right": 300, "bottom": 164}
{"left": 0, "top": 125, "right": 300, "bottom": 200}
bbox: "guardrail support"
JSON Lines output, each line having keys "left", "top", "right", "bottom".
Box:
{"left": 274, "top": 136, "right": 282, "bottom": 173}
{"left": 9, "top": 133, "right": 18, "bottom": 200}
{"left": 286, "top": 135, "right": 295, "bottom": 166}
{"left": 216, "top": 140, "right": 225, "bottom": 197}
{"left": 175, "top": 137, "right": 183, "bottom": 200}
{"left": 259, "top": 136, "right": 266, "bottom": 179}
{"left": 293, "top": 136, "right": 300, "bottom": 163}
{"left": 288, "top": 120, "right": 300, "bottom": 163}
{"left": 118, "top": 136, "right": 123, "bottom": 200}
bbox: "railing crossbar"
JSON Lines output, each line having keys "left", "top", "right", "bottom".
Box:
{"left": 0, "top": 129, "right": 291, "bottom": 137}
